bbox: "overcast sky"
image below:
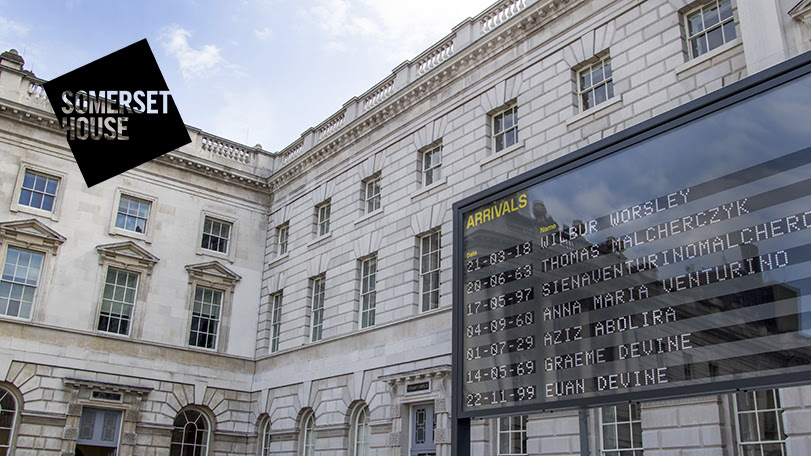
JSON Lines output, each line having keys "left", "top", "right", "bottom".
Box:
{"left": 0, "top": 0, "right": 498, "bottom": 152}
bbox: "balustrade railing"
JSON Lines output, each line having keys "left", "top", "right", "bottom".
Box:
{"left": 481, "top": 0, "right": 529, "bottom": 34}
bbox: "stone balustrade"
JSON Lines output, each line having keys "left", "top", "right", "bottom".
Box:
{"left": 416, "top": 40, "right": 455, "bottom": 77}
{"left": 200, "top": 133, "right": 256, "bottom": 165}
{"left": 280, "top": 141, "right": 304, "bottom": 165}
{"left": 363, "top": 79, "right": 395, "bottom": 112}
{"left": 481, "top": 0, "right": 530, "bottom": 34}
{"left": 318, "top": 111, "right": 345, "bottom": 140}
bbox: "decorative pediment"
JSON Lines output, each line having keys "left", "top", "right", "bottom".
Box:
{"left": 790, "top": 0, "right": 811, "bottom": 21}
{"left": 185, "top": 261, "right": 242, "bottom": 287}
{"left": 96, "top": 241, "right": 159, "bottom": 269}
{"left": 0, "top": 218, "right": 66, "bottom": 253}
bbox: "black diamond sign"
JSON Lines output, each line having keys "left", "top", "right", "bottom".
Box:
{"left": 44, "top": 39, "right": 191, "bottom": 187}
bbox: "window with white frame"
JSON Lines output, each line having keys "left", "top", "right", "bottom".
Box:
{"left": 18, "top": 170, "right": 59, "bottom": 212}
{"left": 270, "top": 292, "right": 283, "bottom": 353}
{"left": 578, "top": 55, "right": 614, "bottom": 112}
{"left": 302, "top": 412, "right": 316, "bottom": 456}
{"left": 422, "top": 144, "right": 442, "bottom": 186}
{"left": 277, "top": 224, "right": 289, "bottom": 256}
{"left": 363, "top": 176, "right": 381, "bottom": 214}
{"left": 188, "top": 286, "right": 223, "bottom": 349}
{"left": 115, "top": 194, "right": 151, "bottom": 234}
{"left": 0, "top": 247, "right": 44, "bottom": 319}
{"left": 497, "top": 415, "right": 527, "bottom": 456}
{"left": 360, "top": 256, "right": 377, "bottom": 328}
{"left": 419, "top": 231, "right": 441, "bottom": 312}
{"left": 170, "top": 409, "right": 209, "bottom": 456}
{"left": 354, "top": 405, "right": 371, "bottom": 456}
{"left": 685, "top": 0, "right": 736, "bottom": 59}
{"left": 0, "top": 387, "right": 18, "bottom": 455}
{"left": 735, "top": 389, "right": 787, "bottom": 456}
{"left": 201, "top": 217, "right": 232, "bottom": 254}
{"left": 492, "top": 104, "right": 519, "bottom": 153}
{"left": 97, "top": 267, "right": 138, "bottom": 335}
{"left": 310, "top": 276, "right": 325, "bottom": 342}
{"left": 261, "top": 419, "right": 272, "bottom": 456}
{"left": 316, "top": 202, "right": 331, "bottom": 237}
{"left": 600, "top": 403, "right": 643, "bottom": 456}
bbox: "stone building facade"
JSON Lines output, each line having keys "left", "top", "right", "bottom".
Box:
{"left": 2, "top": 0, "right": 811, "bottom": 455}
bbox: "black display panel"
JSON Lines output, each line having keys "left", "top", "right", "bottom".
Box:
{"left": 453, "top": 62, "right": 811, "bottom": 418}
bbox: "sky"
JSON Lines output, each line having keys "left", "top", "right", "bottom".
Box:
{"left": 0, "top": 0, "right": 498, "bottom": 153}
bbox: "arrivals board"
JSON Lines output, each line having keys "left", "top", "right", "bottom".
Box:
{"left": 453, "top": 61, "right": 811, "bottom": 417}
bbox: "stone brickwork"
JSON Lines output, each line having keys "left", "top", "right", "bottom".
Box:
{"left": 1, "top": 0, "right": 811, "bottom": 455}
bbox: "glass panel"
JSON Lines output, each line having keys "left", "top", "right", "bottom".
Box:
{"left": 707, "top": 26, "right": 724, "bottom": 52}
{"left": 703, "top": 3, "right": 720, "bottom": 29}
{"left": 45, "top": 178, "right": 58, "bottom": 195}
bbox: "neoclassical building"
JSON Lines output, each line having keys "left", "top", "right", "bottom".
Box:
{"left": 2, "top": 0, "right": 811, "bottom": 455}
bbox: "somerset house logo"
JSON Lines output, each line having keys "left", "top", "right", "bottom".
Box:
{"left": 44, "top": 39, "right": 191, "bottom": 187}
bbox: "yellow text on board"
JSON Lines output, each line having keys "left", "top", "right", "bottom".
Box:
{"left": 466, "top": 194, "right": 528, "bottom": 229}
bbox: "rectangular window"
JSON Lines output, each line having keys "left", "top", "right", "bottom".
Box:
{"left": 579, "top": 56, "right": 614, "bottom": 111}
{"left": 115, "top": 195, "right": 150, "bottom": 234}
{"left": 18, "top": 170, "right": 59, "bottom": 212}
{"left": 735, "top": 389, "right": 787, "bottom": 455}
{"left": 360, "top": 256, "right": 377, "bottom": 328}
{"left": 189, "top": 286, "right": 222, "bottom": 349}
{"left": 492, "top": 105, "right": 519, "bottom": 153}
{"left": 419, "top": 232, "right": 441, "bottom": 312}
{"left": 310, "top": 277, "right": 325, "bottom": 342}
{"left": 600, "top": 404, "right": 643, "bottom": 456}
{"left": 686, "top": 0, "right": 736, "bottom": 59}
{"left": 270, "top": 293, "right": 282, "bottom": 353}
{"left": 0, "top": 247, "right": 43, "bottom": 319}
{"left": 317, "top": 202, "right": 331, "bottom": 237}
{"left": 422, "top": 145, "right": 442, "bottom": 186}
{"left": 277, "top": 224, "right": 289, "bottom": 256}
{"left": 201, "top": 217, "right": 231, "bottom": 254}
{"left": 97, "top": 268, "right": 138, "bottom": 335}
{"left": 497, "top": 416, "right": 527, "bottom": 456}
{"left": 364, "top": 177, "right": 381, "bottom": 214}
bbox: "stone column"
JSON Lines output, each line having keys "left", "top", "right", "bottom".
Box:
{"left": 736, "top": 0, "right": 789, "bottom": 74}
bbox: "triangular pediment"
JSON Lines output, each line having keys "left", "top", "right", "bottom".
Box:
{"left": 96, "top": 241, "right": 160, "bottom": 266}
{"left": 790, "top": 0, "right": 811, "bottom": 19}
{"left": 0, "top": 218, "right": 66, "bottom": 250}
{"left": 185, "top": 261, "right": 242, "bottom": 284}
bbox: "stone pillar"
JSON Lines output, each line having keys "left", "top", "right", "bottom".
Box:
{"left": 641, "top": 396, "right": 727, "bottom": 456}
{"left": 736, "top": 0, "right": 789, "bottom": 74}
{"left": 778, "top": 385, "right": 811, "bottom": 455}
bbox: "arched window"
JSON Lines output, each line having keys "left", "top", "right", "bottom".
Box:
{"left": 170, "top": 410, "right": 209, "bottom": 456}
{"left": 301, "top": 412, "right": 316, "bottom": 456}
{"left": 0, "top": 387, "right": 18, "bottom": 456}
{"left": 261, "top": 419, "right": 272, "bottom": 456}
{"left": 354, "top": 406, "right": 371, "bottom": 456}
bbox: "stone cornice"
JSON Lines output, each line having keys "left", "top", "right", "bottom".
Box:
{"left": 267, "top": 0, "right": 585, "bottom": 191}
{"left": 155, "top": 152, "right": 270, "bottom": 191}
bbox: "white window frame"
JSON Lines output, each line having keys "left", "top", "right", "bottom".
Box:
{"left": 360, "top": 256, "right": 377, "bottom": 329}
{"left": 491, "top": 104, "right": 519, "bottom": 154}
{"left": 0, "top": 245, "right": 45, "bottom": 320}
{"left": 261, "top": 418, "right": 272, "bottom": 456}
{"left": 96, "top": 267, "right": 139, "bottom": 336}
{"left": 188, "top": 285, "right": 223, "bottom": 350}
{"left": 578, "top": 55, "right": 614, "bottom": 112}
{"left": 310, "top": 276, "right": 325, "bottom": 342}
{"left": 302, "top": 412, "right": 316, "bottom": 456}
{"left": 270, "top": 292, "right": 283, "bottom": 353}
{"left": 599, "top": 403, "right": 643, "bottom": 456}
{"left": 316, "top": 201, "right": 331, "bottom": 237}
{"left": 184, "top": 261, "right": 241, "bottom": 352}
{"left": 170, "top": 409, "right": 210, "bottom": 456}
{"left": 277, "top": 223, "right": 289, "bottom": 257}
{"left": 421, "top": 144, "right": 443, "bottom": 187}
{"left": 363, "top": 176, "right": 381, "bottom": 214}
{"left": 685, "top": 0, "right": 737, "bottom": 60}
{"left": 0, "top": 386, "right": 19, "bottom": 455}
{"left": 353, "top": 405, "right": 371, "bottom": 456}
{"left": 9, "top": 163, "right": 67, "bottom": 221}
{"left": 497, "top": 415, "right": 528, "bottom": 456}
{"left": 109, "top": 188, "right": 156, "bottom": 242}
{"left": 419, "top": 231, "right": 441, "bottom": 312}
{"left": 734, "top": 389, "right": 787, "bottom": 456}
{"left": 197, "top": 212, "right": 236, "bottom": 261}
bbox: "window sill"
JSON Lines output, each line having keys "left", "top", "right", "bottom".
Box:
{"left": 480, "top": 141, "right": 525, "bottom": 168}
{"left": 108, "top": 227, "right": 152, "bottom": 244}
{"left": 9, "top": 205, "right": 60, "bottom": 222}
{"left": 268, "top": 252, "right": 289, "bottom": 267}
{"left": 566, "top": 95, "right": 622, "bottom": 129}
{"left": 195, "top": 247, "right": 235, "bottom": 263}
{"left": 411, "top": 179, "right": 446, "bottom": 201}
{"left": 675, "top": 37, "right": 742, "bottom": 77}
{"left": 354, "top": 208, "right": 384, "bottom": 226}
{"left": 307, "top": 232, "right": 333, "bottom": 249}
